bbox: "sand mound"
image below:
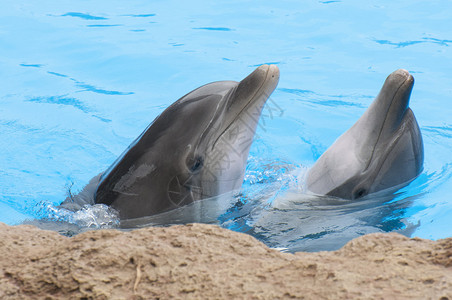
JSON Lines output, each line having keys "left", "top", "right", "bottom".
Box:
{"left": 0, "top": 222, "right": 450, "bottom": 299}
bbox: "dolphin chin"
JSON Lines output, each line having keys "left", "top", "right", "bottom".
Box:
{"left": 61, "top": 65, "right": 279, "bottom": 219}
{"left": 306, "top": 69, "right": 424, "bottom": 200}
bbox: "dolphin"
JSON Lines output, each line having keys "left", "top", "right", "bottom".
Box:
{"left": 62, "top": 65, "right": 280, "bottom": 219}
{"left": 306, "top": 69, "right": 423, "bottom": 200}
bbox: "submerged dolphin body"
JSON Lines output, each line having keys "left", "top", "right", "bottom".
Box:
{"left": 63, "top": 65, "right": 280, "bottom": 219}
{"left": 306, "top": 69, "right": 423, "bottom": 199}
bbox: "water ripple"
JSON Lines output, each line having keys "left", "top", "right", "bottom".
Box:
{"left": 19, "top": 63, "right": 43, "bottom": 68}
{"left": 26, "top": 96, "right": 91, "bottom": 113}
{"left": 423, "top": 37, "right": 452, "bottom": 46}
{"left": 279, "top": 88, "right": 314, "bottom": 95}
{"left": 47, "top": 71, "right": 68, "bottom": 78}
{"left": 61, "top": 12, "right": 108, "bottom": 20}
{"left": 374, "top": 39, "right": 424, "bottom": 48}
{"left": 27, "top": 65, "right": 135, "bottom": 96}
{"left": 423, "top": 125, "right": 452, "bottom": 138}
{"left": 123, "top": 14, "right": 156, "bottom": 18}
{"left": 75, "top": 82, "right": 133, "bottom": 95}
{"left": 279, "top": 88, "right": 368, "bottom": 108}
{"left": 417, "top": 163, "right": 452, "bottom": 196}
{"left": 86, "top": 24, "right": 121, "bottom": 28}
{"left": 193, "top": 27, "right": 234, "bottom": 31}
{"left": 250, "top": 62, "right": 283, "bottom": 67}
{"left": 374, "top": 37, "right": 452, "bottom": 48}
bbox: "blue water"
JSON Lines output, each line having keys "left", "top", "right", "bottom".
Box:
{"left": 1, "top": 0, "right": 451, "bottom": 251}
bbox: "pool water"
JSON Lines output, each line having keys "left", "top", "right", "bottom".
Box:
{"left": 1, "top": 0, "right": 451, "bottom": 251}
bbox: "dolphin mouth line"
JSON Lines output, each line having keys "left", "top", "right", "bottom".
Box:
{"left": 364, "top": 71, "right": 412, "bottom": 171}
{"left": 211, "top": 66, "right": 275, "bottom": 150}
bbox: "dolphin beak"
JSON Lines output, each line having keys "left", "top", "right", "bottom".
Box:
{"left": 204, "top": 64, "right": 280, "bottom": 154}
{"left": 350, "top": 69, "right": 416, "bottom": 171}
{"left": 210, "top": 64, "right": 279, "bottom": 149}
{"left": 353, "top": 69, "right": 414, "bottom": 147}
{"left": 227, "top": 64, "right": 280, "bottom": 115}
{"left": 235, "top": 64, "right": 280, "bottom": 103}
{"left": 371, "top": 69, "right": 414, "bottom": 139}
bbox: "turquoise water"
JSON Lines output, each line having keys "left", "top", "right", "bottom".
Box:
{"left": 1, "top": 0, "right": 451, "bottom": 251}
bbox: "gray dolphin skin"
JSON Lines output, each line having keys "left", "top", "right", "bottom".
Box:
{"left": 306, "top": 69, "right": 423, "bottom": 200}
{"left": 63, "top": 65, "right": 279, "bottom": 219}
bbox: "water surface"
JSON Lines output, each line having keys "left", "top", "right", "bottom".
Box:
{"left": 1, "top": 0, "right": 451, "bottom": 251}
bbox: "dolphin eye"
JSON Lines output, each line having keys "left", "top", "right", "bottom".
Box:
{"left": 353, "top": 188, "right": 367, "bottom": 199}
{"left": 188, "top": 156, "right": 204, "bottom": 173}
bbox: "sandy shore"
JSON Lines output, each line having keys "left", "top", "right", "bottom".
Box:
{"left": 0, "top": 222, "right": 451, "bottom": 299}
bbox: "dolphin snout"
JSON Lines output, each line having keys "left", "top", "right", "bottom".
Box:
{"left": 388, "top": 69, "right": 414, "bottom": 88}
{"left": 228, "top": 64, "right": 279, "bottom": 111}
{"left": 267, "top": 64, "right": 280, "bottom": 80}
{"left": 393, "top": 69, "right": 410, "bottom": 78}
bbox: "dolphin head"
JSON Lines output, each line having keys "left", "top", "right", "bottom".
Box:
{"left": 94, "top": 65, "right": 279, "bottom": 218}
{"left": 307, "top": 69, "right": 424, "bottom": 200}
